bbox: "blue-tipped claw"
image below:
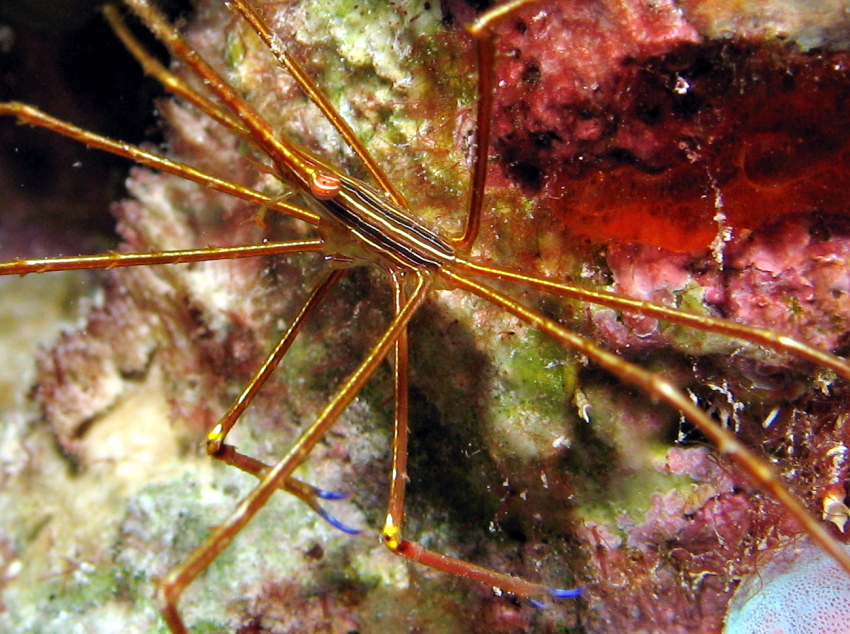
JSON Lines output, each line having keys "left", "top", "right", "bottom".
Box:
{"left": 297, "top": 482, "right": 359, "bottom": 533}
{"left": 550, "top": 587, "right": 583, "bottom": 599}
{"left": 313, "top": 487, "right": 349, "bottom": 500}
{"left": 529, "top": 586, "right": 583, "bottom": 608}
{"left": 315, "top": 506, "right": 360, "bottom": 535}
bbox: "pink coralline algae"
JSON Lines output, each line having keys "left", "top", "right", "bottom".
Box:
{"left": 723, "top": 214, "right": 850, "bottom": 357}
{"left": 624, "top": 447, "right": 736, "bottom": 549}
{"left": 597, "top": 213, "right": 850, "bottom": 363}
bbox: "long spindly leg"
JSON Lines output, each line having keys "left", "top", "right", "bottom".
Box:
{"left": 203, "top": 268, "right": 360, "bottom": 531}
{"left": 157, "top": 269, "right": 432, "bottom": 634}
{"left": 441, "top": 268, "right": 850, "bottom": 580}
{"left": 225, "top": 0, "right": 407, "bottom": 208}
{"left": 381, "top": 275, "right": 582, "bottom": 598}
{"left": 0, "top": 102, "right": 320, "bottom": 226}
{"left": 0, "top": 105, "right": 323, "bottom": 275}
{"left": 456, "top": 257, "right": 850, "bottom": 381}
{"left": 102, "top": 4, "right": 250, "bottom": 139}
{"left": 384, "top": 272, "right": 411, "bottom": 536}
{"left": 0, "top": 239, "right": 323, "bottom": 276}
{"left": 454, "top": 0, "right": 546, "bottom": 251}
{"left": 206, "top": 269, "right": 345, "bottom": 455}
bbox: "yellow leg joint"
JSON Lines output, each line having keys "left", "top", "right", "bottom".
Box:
{"left": 206, "top": 424, "right": 225, "bottom": 455}
{"left": 382, "top": 516, "right": 401, "bottom": 552}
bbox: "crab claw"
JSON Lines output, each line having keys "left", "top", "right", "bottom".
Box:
{"left": 528, "top": 586, "right": 583, "bottom": 608}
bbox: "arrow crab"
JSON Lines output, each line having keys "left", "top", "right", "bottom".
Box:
{"left": 1, "top": 0, "right": 850, "bottom": 631}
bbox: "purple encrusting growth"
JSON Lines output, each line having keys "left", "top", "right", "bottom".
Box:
{"left": 724, "top": 540, "right": 850, "bottom": 634}
{"left": 599, "top": 213, "right": 850, "bottom": 361}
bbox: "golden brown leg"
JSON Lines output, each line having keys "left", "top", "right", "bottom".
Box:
{"left": 157, "top": 270, "right": 431, "bottom": 633}
{"left": 442, "top": 268, "right": 850, "bottom": 579}
{"left": 381, "top": 271, "right": 581, "bottom": 599}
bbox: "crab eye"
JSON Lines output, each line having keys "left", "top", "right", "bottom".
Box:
{"left": 310, "top": 172, "right": 341, "bottom": 200}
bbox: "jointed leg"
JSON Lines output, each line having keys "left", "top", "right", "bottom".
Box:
{"left": 213, "top": 444, "right": 359, "bottom": 534}
{"left": 442, "top": 268, "right": 850, "bottom": 580}
{"left": 203, "top": 269, "right": 355, "bottom": 531}
{"left": 0, "top": 239, "right": 323, "bottom": 276}
{"left": 0, "top": 102, "right": 320, "bottom": 225}
{"left": 158, "top": 270, "right": 431, "bottom": 634}
{"left": 380, "top": 276, "right": 581, "bottom": 599}
{"left": 455, "top": 257, "right": 850, "bottom": 381}
{"left": 383, "top": 276, "right": 411, "bottom": 541}
{"left": 206, "top": 269, "right": 345, "bottom": 454}
{"left": 455, "top": 0, "right": 549, "bottom": 251}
